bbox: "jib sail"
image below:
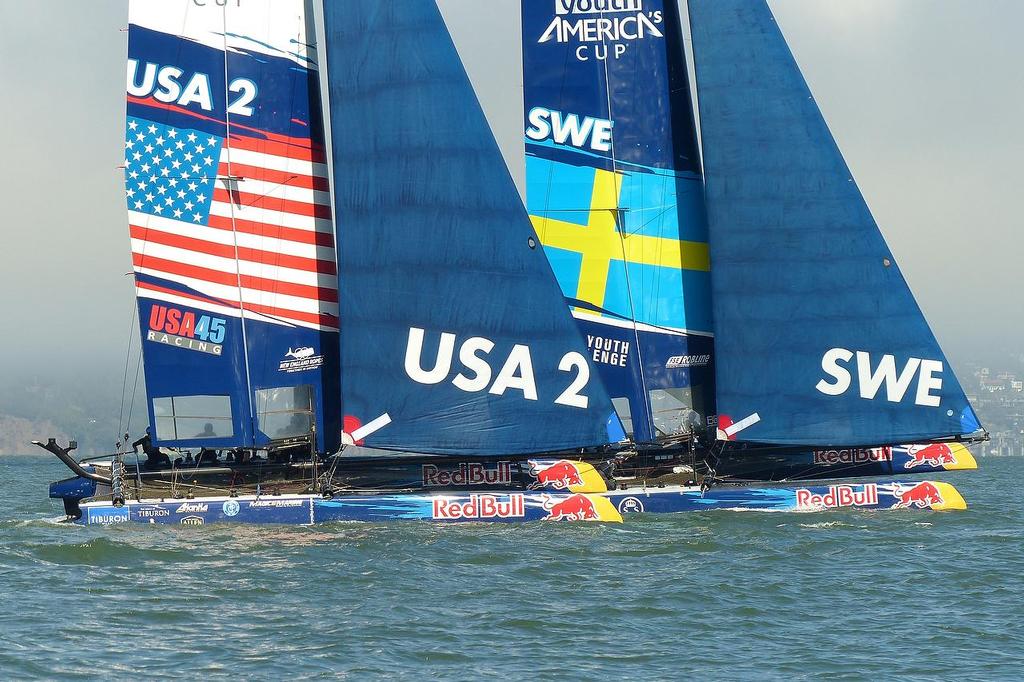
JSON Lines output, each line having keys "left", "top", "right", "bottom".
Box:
{"left": 322, "top": 0, "right": 623, "bottom": 456}
{"left": 522, "top": 0, "right": 715, "bottom": 443}
{"left": 687, "top": 0, "right": 982, "bottom": 446}
{"left": 126, "top": 0, "right": 339, "bottom": 452}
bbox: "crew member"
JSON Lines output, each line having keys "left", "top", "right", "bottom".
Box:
{"left": 132, "top": 428, "right": 171, "bottom": 469}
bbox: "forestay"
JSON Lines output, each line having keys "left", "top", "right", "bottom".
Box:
{"left": 687, "top": 0, "right": 982, "bottom": 446}
{"left": 323, "top": 0, "right": 622, "bottom": 456}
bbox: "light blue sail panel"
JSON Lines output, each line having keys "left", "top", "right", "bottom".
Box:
{"left": 688, "top": 0, "right": 981, "bottom": 446}
{"left": 323, "top": 1, "right": 621, "bottom": 456}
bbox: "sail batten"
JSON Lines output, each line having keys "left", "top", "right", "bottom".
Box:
{"left": 688, "top": 0, "right": 981, "bottom": 447}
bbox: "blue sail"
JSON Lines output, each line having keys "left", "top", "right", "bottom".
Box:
{"left": 322, "top": 0, "right": 622, "bottom": 456}
{"left": 522, "top": 0, "right": 715, "bottom": 443}
{"left": 126, "top": 1, "right": 339, "bottom": 453}
{"left": 687, "top": 0, "right": 982, "bottom": 446}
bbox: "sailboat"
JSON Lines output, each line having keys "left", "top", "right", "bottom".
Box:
{"left": 38, "top": 0, "right": 985, "bottom": 525}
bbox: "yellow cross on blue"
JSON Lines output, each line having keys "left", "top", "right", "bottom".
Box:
{"left": 530, "top": 168, "right": 710, "bottom": 313}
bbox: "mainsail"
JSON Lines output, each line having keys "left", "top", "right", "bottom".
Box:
{"left": 126, "top": 0, "right": 339, "bottom": 452}
{"left": 687, "top": 0, "right": 982, "bottom": 446}
{"left": 322, "top": 0, "right": 623, "bottom": 456}
{"left": 522, "top": 0, "right": 715, "bottom": 444}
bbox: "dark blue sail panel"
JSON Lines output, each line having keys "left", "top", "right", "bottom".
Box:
{"left": 688, "top": 0, "right": 981, "bottom": 446}
{"left": 323, "top": 1, "right": 622, "bottom": 456}
{"left": 127, "top": 1, "right": 339, "bottom": 452}
{"left": 522, "top": 0, "right": 715, "bottom": 443}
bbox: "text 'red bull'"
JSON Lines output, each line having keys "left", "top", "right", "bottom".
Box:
{"left": 813, "top": 447, "right": 892, "bottom": 466}
{"left": 422, "top": 462, "right": 513, "bottom": 487}
{"left": 432, "top": 494, "right": 525, "bottom": 520}
{"left": 795, "top": 484, "right": 879, "bottom": 510}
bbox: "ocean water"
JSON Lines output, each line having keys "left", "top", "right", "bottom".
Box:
{"left": 1, "top": 455, "right": 1022, "bottom": 680}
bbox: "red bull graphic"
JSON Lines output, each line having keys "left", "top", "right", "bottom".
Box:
{"left": 422, "top": 462, "right": 513, "bottom": 487}
{"left": 542, "top": 493, "right": 600, "bottom": 521}
{"left": 891, "top": 481, "right": 944, "bottom": 509}
{"left": 431, "top": 494, "right": 525, "bottom": 520}
{"left": 528, "top": 459, "right": 584, "bottom": 490}
{"left": 904, "top": 443, "right": 958, "bottom": 470}
{"left": 795, "top": 484, "right": 879, "bottom": 510}
{"left": 813, "top": 447, "right": 892, "bottom": 466}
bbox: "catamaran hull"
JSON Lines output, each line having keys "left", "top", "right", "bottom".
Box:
{"left": 73, "top": 480, "right": 966, "bottom": 525}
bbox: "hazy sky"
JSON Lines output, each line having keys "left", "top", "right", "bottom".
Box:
{"left": 0, "top": 0, "right": 1021, "bottom": 389}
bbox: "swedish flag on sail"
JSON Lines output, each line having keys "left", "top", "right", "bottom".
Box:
{"left": 526, "top": 156, "right": 712, "bottom": 334}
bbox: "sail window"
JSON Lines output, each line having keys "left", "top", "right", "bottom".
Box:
{"left": 153, "top": 395, "right": 234, "bottom": 440}
{"left": 255, "top": 385, "right": 314, "bottom": 440}
{"left": 649, "top": 388, "right": 703, "bottom": 437}
{"left": 611, "top": 397, "right": 634, "bottom": 438}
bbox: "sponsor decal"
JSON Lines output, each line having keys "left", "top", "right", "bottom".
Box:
{"left": 422, "top": 462, "right": 512, "bottom": 487}
{"left": 617, "top": 496, "right": 645, "bottom": 514}
{"left": 528, "top": 460, "right": 585, "bottom": 490}
{"left": 278, "top": 346, "right": 324, "bottom": 373}
{"left": 665, "top": 354, "right": 710, "bottom": 369}
{"left": 136, "top": 507, "right": 171, "bottom": 519}
{"left": 222, "top": 499, "right": 240, "bottom": 517}
{"left": 432, "top": 494, "right": 526, "bottom": 520}
{"left": 538, "top": 0, "right": 664, "bottom": 62}
{"left": 147, "top": 305, "right": 225, "bottom": 356}
{"left": 249, "top": 498, "right": 305, "bottom": 508}
{"left": 904, "top": 443, "right": 957, "bottom": 469}
{"left": 891, "top": 482, "right": 944, "bottom": 509}
{"left": 542, "top": 493, "right": 599, "bottom": 520}
{"left": 813, "top": 447, "right": 892, "bottom": 466}
{"left": 585, "top": 334, "right": 630, "bottom": 367}
{"left": 795, "top": 484, "right": 879, "bottom": 510}
{"left": 175, "top": 502, "right": 209, "bottom": 514}
{"left": 180, "top": 515, "right": 205, "bottom": 526}
{"left": 90, "top": 510, "right": 129, "bottom": 525}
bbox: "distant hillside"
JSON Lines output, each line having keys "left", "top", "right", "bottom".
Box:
{"left": 0, "top": 415, "right": 69, "bottom": 455}
{"left": 0, "top": 372, "right": 148, "bottom": 456}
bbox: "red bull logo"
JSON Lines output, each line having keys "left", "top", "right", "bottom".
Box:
{"left": 528, "top": 460, "right": 584, "bottom": 490}
{"left": 422, "top": 461, "right": 512, "bottom": 487}
{"left": 904, "top": 443, "right": 958, "bottom": 470}
{"left": 542, "top": 493, "right": 600, "bottom": 521}
{"left": 795, "top": 484, "right": 879, "bottom": 510}
{"left": 432, "top": 494, "right": 525, "bottom": 520}
{"left": 891, "top": 482, "right": 944, "bottom": 509}
{"left": 813, "top": 447, "right": 892, "bottom": 465}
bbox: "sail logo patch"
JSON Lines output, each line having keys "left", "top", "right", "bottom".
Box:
{"left": 404, "top": 327, "right": 592, "bottom": 409}
{"left": 815, "top": 348, "right": 944, "bottom": 407}
{"left": 279, "top": 346, "right": 324, "bottom": 373}
{"left": 147, "top": 305, "right": 225, "bottom": 356}
{"left": 539, "top": 0, "right": 663, "bottom": 61}
{"left": 666, "top": 354, "right": 710, "bottom": 369}
{"left": 526, "top": 107, "right": 612, "bottom": 153}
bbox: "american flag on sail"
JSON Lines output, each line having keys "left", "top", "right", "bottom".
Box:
{"left": 125, "top": 116, "right": 338, "bottom": 331}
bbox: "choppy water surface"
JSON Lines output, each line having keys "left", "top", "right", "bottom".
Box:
{"left": 1, "top": 455, "right": 1022, "bottom": 680}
